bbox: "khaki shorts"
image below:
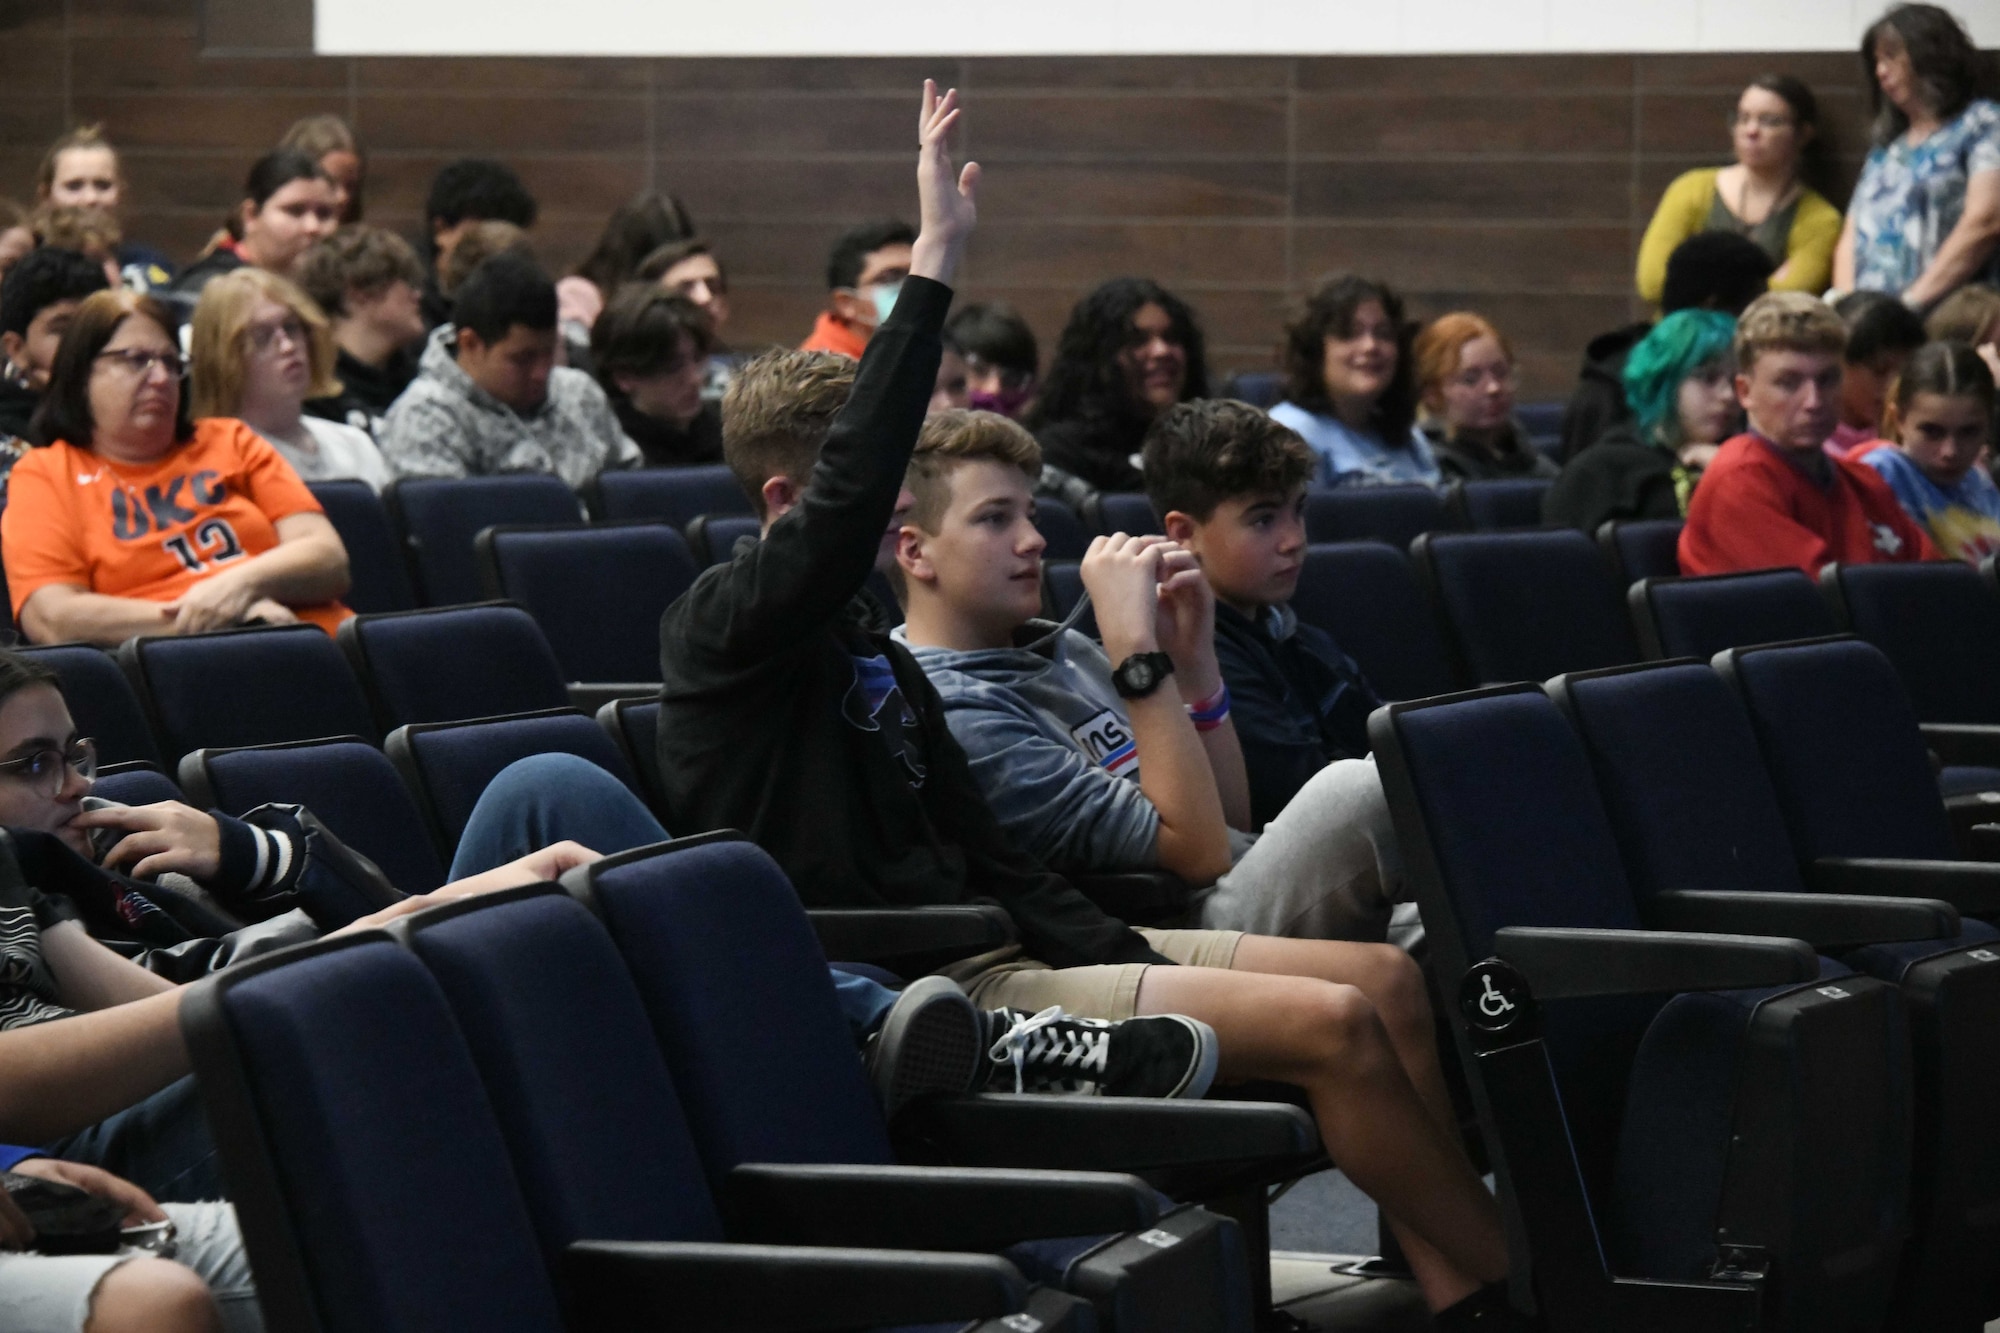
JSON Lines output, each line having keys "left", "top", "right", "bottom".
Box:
{"left": 939, "top": 928, "right": 1243, "bottom": 1020}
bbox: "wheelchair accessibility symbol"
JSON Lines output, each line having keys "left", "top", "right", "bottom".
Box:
{"left": 1458, "top": 959, "right": 1532, "bottom": 1036}
{"left": 1477, "top": 975, "right": 1515, "bottom": 1019}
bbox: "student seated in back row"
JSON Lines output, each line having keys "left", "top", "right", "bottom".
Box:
{"left": 1679, "top": 291, "right": 1937, "bottom": 575}
{"left": 894, "top": 407, "right": 1409, "bottom": 946}
{"left": 657, "top": 83, "right": 1524, "bottom": 1328}
{"left": 377, "top": 253, "right": 639, "bottom": 488}
{"left": 1857, "top": 340, "right": 2000, "bottom": 564}
{"left": 295, "top": 225, "right": 430, "bottom": 440}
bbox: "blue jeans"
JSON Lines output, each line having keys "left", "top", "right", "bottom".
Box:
{"left": 449, "top": 753, "right": 899, "bottom": 1037}
{"left": 43, "top": 1075, "right": 222, "bottom": 1203}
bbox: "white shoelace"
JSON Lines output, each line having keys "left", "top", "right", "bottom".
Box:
{"left": 988, "top": 1005, "right": 1110, "bottom": 1093}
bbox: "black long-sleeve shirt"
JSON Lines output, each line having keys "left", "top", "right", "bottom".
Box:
{"left": 655, "top": 277, "right": 1163, "bottom": 970}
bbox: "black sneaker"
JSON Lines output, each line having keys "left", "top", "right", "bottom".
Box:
{"left": 866, "top": 976, "right": 983, "bottom": 1121}
{"left": 983, "top": 1006, "right": 1218, "bottom": 1099}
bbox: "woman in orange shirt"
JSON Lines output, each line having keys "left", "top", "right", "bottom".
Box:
{"left": 2, "top": 289, "right": 351, "bottom": 645}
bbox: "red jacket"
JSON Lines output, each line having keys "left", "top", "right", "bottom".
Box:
{"left": 1678, "top": 433, "right": 1938, "bottom": 576}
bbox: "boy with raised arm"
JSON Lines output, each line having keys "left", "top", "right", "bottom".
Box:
{"left": 656, "top": 83, "right": 1528, "bottom": 1330}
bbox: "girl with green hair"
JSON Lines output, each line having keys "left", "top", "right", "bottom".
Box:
{"left": 1543, "top": 308, "right": 1741, "bottom": 534}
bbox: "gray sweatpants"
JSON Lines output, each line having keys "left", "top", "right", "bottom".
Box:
{"left": 1191, "top": 757, "right": 1422, "bottom": 950}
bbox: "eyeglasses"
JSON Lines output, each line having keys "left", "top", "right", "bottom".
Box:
{"left": 0, "top": 738, "right": 97, "bottom": 797}
{"left": 1732, "top": 112, "right": 1796, "bottom": 131}
{"left": 245, "top": 317, "right": 307, "bottom": 354}
{"left": 95, "top": 348, "right": 187, "bottom": 380}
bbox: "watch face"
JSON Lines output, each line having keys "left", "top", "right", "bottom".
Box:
{"left": 1117, "top": 659, "right": 1154, "bottom": 692}
{"left": 1115, "top": 653, "right": 1168, "bottom": 696}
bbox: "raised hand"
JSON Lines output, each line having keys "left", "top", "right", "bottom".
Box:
{"left": 910, "top": 79, "right": 979, "bottom": 288}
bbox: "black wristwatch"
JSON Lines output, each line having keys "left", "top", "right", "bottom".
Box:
{"left": 1111, "top": 651, "right": 1176, "bottom": 700}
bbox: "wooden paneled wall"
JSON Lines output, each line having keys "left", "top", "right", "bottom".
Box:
{"left": 1, "top": 1, "right": 1872, "bottom": 397}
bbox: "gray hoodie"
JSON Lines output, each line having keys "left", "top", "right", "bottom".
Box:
{"left": 379, "top": 324, "right": 640, "bottom": 488}
{"left": 899, "top": 624, "right": 1160, "bottom": 874}
{"left": 902, "top": 623, "right": 1262, "bottom": 880}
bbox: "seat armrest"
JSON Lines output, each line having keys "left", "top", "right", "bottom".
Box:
{"left": 723, "top": 1162, "right": 1156, "bottom": 1251}
{"left": 807, "top": 906, "right": 1013, "bottom": 963}
{"left": 895, "top": 1093, "right": 1320, "bottom": 1174}
{"left": 1491, "top": 926, "right": 1817, "bottom": 999}
{"left": 560, "top": 1239, "right": 1026, "bottom": 1333}
{"left": 1921, "top": 723, "right": 2000, "bottom": 769}
{"left": 1642, "top": 889, "right": 1958, "bottom": 951}
{"left": 566, "top": 682, "right": 662, "bottom": 714}
{"left": 1807, "top": 857, "right": 2000, "bottom": 917}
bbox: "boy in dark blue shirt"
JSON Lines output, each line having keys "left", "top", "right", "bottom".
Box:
{"left": 1142, "top": 401, "right": 1384, "bottom": 831}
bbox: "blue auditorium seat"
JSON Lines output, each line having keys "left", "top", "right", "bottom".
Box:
{"left": 1550, "top": 658, "right": 2000, "bottom": 1331}
{"left": 1454, "top": 478, "right": 1552, "bottom": 531}
{"left": 1032, "top": 497, "right": 1090, "bottom": 560}
{"left": 1040, "top": 561, "right": 1099, "bottom": 639}
{"left": 1515, "top": 401, "right": 1565, "bottom": 455}
{"left": 387, "top": 709, "right": 640, "bottom": 853}
{"left": 585, "top": 463, "right": 752, "bottom": 528}
{"left": 1595, "top": 518, "right": 1682, "bottom": 585}
{"left": 685, "top": 513, "right": 762, "bottom": 566}
{"left": 1628, "top": 568, "right": 1837, "bottom": 661}
{"left": 563, "top": 840, "right": 1305, "bottom": 1330}
{"left": 182, "top": 936, "right": 571, "bottom": 1333}
{"left": 91, "top": 762, "right": 181, "bottom": 807}
{"left": 180, "top": 737, "right": 447, "bottom": 893}
{"left": 340, "top": 603, "right": 569, "bottom": 732}
{"left": 118, "top": 624, "right": 377, "bottom": 762}
{"left": 1218, "top": 371, "right": 1283, "bottom": 409}
{"left": 476, "top": 523, "right": 693, "bottom": 684}
{"left": 1823, "top": 560, "right": 2000, "bottom": 725}
{"left": 1290, "top": 543, "right": 1457, "bottom": 701}
{"left": 596, "top": 697, "right": 665, "bottom": 814}
{"left": 182, "top": 931, "right": 1035, "bottom": 1333}
{"left": 307, "top": 480, "right": 418, "bottom": 613}
{"left": 1716, "top": 636, "right": 1994, "bottom": 855}
{"left": 1083, "top": 493, "right": 1160, "bottom": 537}
{"left": 1371, "top": 685, "right": 1909, "bottom": 1332}
{"left": 1412, "top": 528, "right": 1639, "bottom": 685}
{"left": 1302, "top": 484, "right": 1457, "bottom": 551}
{"left": 20, "top": 643, "right": 164, "bottom": 769}
{"left": 386, "top": 474, "right": 580, "bottom": 606}
{"left": 402, "top": 888, "right": 1103, "bottom": 1330}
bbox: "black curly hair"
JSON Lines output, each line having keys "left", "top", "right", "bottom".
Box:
{"left": 1026, "top": 277, "right": 1208, "bottom": 434}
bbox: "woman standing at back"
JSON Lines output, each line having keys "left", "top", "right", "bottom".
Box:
{"left": 1636, "top": 75, "right": 1842, "bottom": 304}
{"left": 1838, "top": 3, "right": 2000, "bottom": 307}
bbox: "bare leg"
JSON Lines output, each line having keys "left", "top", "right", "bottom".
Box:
{"left": 1136, "top": 964, "right": 1504, "bottom": 1312}
{"left": 1222, "top": 936, "right": 1487, "bottom": 1309}
{"left": 1229, "top": 936, "right": 1460, "bottom": 1139}
{"left": 87, "top": 1257, "right": 222, "bottom": 1333}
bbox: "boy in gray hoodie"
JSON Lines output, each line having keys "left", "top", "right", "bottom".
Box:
{"left": 379, "top": 254, "right": 637, "bottom": 488}
{"left": 894, "top": 409, "right": 1410, "bottom": 947}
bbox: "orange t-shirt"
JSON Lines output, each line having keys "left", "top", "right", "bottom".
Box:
{"left": 2, "top": 417, "right": 352, "bottom": 635}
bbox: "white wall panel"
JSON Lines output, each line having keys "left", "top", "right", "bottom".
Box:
{"left": 315, "top": 0, "right": 2000, "bottom": 56}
